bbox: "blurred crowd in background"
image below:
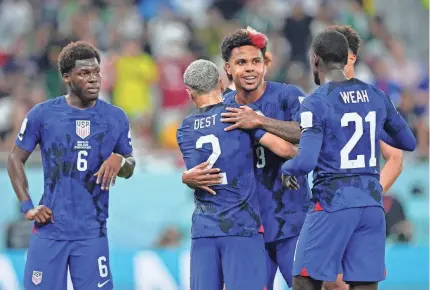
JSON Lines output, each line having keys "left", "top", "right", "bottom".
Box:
{"left": 0, "top": 0, "right": 428, "bottom": 249}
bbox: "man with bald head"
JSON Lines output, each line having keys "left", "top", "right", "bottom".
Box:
{"left": 177, "top": 59, "right": 297, "bottom": 290}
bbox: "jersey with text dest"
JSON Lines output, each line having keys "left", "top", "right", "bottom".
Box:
{"left": 224, "top": 81, "right": 311, "bottom": 243}
{"left": 15, "top": 96, "right": 133, "bottom": 240}
{"left": 177, "top": 103, "right": 266, "bottom": 239}
{"left": 282, "top": 78, "right": 416, "bottom": 212}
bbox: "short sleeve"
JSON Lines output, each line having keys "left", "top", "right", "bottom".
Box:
{"left": 285, "top": 85, "right": 305, "bottom": 122}
{"left": 299, "top": 94, "right": 325, "bottom": 135}
{"left": 15, "top": 104, "right": 43, "bottom": 153}
{"left": 113, "top": 109, "right": 133, "bottom": 156}
{"left": 250, "top": 129, "right": 267, "bottom": 142}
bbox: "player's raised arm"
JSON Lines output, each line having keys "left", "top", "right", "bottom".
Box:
{"left": 379, "top": 90, "right": 416, "bottom": 151}
{"left": 7, "top": 106, "right": 53, "bottom": 223}
{"left": 281, "top": 96, "right": 326, "bottom": 178}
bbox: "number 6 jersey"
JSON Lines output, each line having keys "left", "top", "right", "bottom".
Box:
{"left": 15, "top": 96, "right": 133, "bottom": 240}
{"left": 177, "top": 103, "right": 266, "bottom": 239}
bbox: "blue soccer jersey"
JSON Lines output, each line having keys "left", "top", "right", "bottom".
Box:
{"left": 177, "top": 103, "right": 266, "bottom": 239}
{"left": 224, "top": 81, "right": 311, "bottom": 243}
{"left": 282, "top": 78, "right": 416, "bottom": 211}
{"left": 15, "top": 96, "right": 133, "bottom": 240}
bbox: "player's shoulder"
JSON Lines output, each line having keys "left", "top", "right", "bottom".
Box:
{"left": 267, "top": 81, "right": 305, "bottom": 103}
{"left": 27, "top": 96, "right": 64, "bottom": 118}
{"left": 99, "top": 100, "right": 129, "bottom": 119}
{"left": 222, "top": 90, "right": 236, "bottom": 104}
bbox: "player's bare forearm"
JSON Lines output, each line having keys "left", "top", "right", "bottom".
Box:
{"left": 7, "top": 145, "right": 32, "bottom": 202}
{"left": 259, "top": 117, "right": 301, "bottom": 144}
{"left": 380, "top": 141, "right": 403, "bottom": 193}
{"left": 117, "top": 155, "right": 136, "bottom": 179}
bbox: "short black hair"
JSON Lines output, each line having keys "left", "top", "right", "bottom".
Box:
{"left": 58, "top": 41, "right": 101, "bottom": 75}
{"left": 311, "top": 30, "right": 348, "bottom": 66}
{"left": 220, "top": 29, "right": 267, "bottom": 62}
{"left": 328, "top": 25, "right": 361, "bottom": 55}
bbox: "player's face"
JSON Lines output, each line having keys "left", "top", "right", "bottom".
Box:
{"left": 226, "top": 45, "right": 266, "bottom": 92}
{"left": 67, "top": 58, "right": 101, "bottom": 101}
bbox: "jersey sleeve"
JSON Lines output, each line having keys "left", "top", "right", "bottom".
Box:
{"left": 250, "top": 129, "right": 267, "bottom": 142}
{"left": 281, "top": 95, "right": 325, "bottom": 176}
{"left": 176, "top": 120, "right": 200, "bottom": 170}
{"left": 113, "top": 109, "right": 133, "bottom": 156}
{"left": 380, "top": 91, "right": 416, "bottom": 151}
{"left": 15, "top": 104, "right": 43, "bottom": 153}
{"left": 285, "top": 85, "right": 305, "bottom": 122}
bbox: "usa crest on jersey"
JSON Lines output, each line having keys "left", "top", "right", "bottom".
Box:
{"left": 76, "top": 120, "right": 91, "bottom": 139}
{"left": 32, "top": 271, "right": 43, "bottom": 285}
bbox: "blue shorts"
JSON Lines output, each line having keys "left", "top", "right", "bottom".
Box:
{"left": 24, "top": 234, "right": 113, "bottom": 290}
{"left": 190, "top": 234, "right": 266, "bottom": 290}
{"left": 293, "top": 207, "right": 386, "bottom": 283}
{"left": 265, "top": 236, "right": 298, "bottom": 289}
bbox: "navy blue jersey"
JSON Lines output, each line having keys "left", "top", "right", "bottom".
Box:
{"left": 177, "top": 103, "right": 266, "bottom": 239}
{"left": 224, "top": 81, "right": 311, "bottom": 243}
{"left": 15, "top": 96, "right": 133, "bottom": 240}
{"left": 282, "top": 78, "right": 416, "bottom": 212}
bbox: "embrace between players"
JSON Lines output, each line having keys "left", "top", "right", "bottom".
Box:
{"left": 177, "top": 26, "right": 415, "bottom": 290}
{"left": 6, "top": 25, "right": 414, "bottom": 290}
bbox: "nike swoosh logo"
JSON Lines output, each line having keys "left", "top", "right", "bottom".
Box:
{"left": 98, "top": 280, "right": 110, "bottom": 288}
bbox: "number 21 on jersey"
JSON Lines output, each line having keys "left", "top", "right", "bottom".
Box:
{"left": 340, "top": 111, "right": 376, "bottom": 169}
{"left": 196, "top": 134, "right": 228, "bottom": 184}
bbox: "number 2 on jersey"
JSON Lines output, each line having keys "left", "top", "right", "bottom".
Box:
{"left": 196, "top": 134, "right": 227, "bottom": 184}
{"left": 340, "top": 111, "right": 376, "bottom": 169}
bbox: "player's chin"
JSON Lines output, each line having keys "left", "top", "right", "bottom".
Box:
{"left": 85, "top": 91, "right": 99, "bottom": 100}
{"left": 241, "top": 82, "right": 260, "bottom": 92}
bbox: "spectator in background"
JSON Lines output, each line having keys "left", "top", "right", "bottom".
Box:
{"left": 383, "top": 194, "right": 413, "bottom": 243}
{"left": 154, "top": 226, "right": 182, "bottom": 248}
{"left": 283, "top": 2, "right": 312, "bottom": 65}
{"left": 113, "top": 38, "right": 158, "bottom": 145}
{"left": 5, "top": 205, "right": 33, "bottom": 249}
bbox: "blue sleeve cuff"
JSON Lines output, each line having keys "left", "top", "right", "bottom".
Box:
{"left": 20, "top": 200, "right": 34, "bottom": 214}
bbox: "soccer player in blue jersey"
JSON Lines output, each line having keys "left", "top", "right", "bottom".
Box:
{"left": 182, "top": 27, "right": 311, "bottom": 290}
{"left": 177, "top": 59, "right": 298, "bottom": 290}
{"left": 281, "top": 30, "right": 416, "bottom": 290}
{"left": 7, "top": 41, "right": 135, "bottom": 290}
{"left": 323, "top": 25, "right": 405, "bottom": 290}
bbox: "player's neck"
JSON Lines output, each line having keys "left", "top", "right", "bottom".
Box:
{"left": 195, "top": 92, "right": 223, "bottom": 109}
{"left": 235, "top": 81, "right": 267, "bottom": 105}
{"left": 320, "top": 69, "right": 347, "bottom": 85}
{"left": 66, "top": 94, "right": 97, "bottom": 109}
{"left": 345, "top": 66, "right": 356, "bottom": 79}
{"left": 228, "top": 82, "right": 236, "bottom": 90}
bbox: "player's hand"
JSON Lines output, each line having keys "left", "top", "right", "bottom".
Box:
{"left": 25, "top": 205, "right": 54, "bottom": 224}
{"left": 220, "top": 106, "right": 263, "bottom": 131}
{"left": 183, "top": 161, "right": 223, "bottom": 195}
{"left": 281, "top": 174, "right": 299, "bottom": 190}
{"left": 94, "top": 153, "right": 122, "bottom": 190}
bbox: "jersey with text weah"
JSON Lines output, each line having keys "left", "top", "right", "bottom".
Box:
{"left": 15, "top": 96, "right": 132, "bottom": 240}
{"left": 224, "top": 81, "right": 311, "bottom": 243}
{"left": 300, "top": 78, "right": 404, "bottom": 212}
{"left": 177, "top": 103, "right": 266, "bottom": 239}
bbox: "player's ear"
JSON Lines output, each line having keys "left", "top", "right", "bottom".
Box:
{"left": 225, "top": 62, "right": 232, "bottom": 76}
{"left": 218, "top": 79, "right": 225, "bottom": 93}
{"left": 264, "top": 51, "right": 273, "bottom": 68}
{"left": 313, "top": 54, "right": 320, "bottom": 67}
{"left": 63, "top": 73, "right": 70, "bottom": 85}
{"left": 185, "top": 87, "right": 194, "bottom": 101}
{"left": 348, "top": 53, "right": 357, "bottom": 66}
